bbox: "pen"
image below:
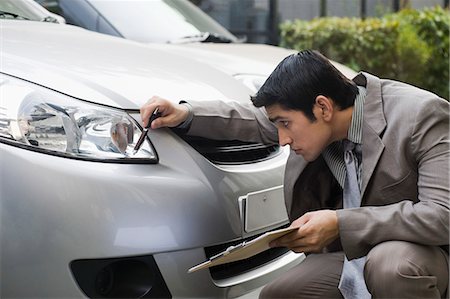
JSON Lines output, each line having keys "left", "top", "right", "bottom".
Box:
{"left": 132, "top": 107, "right": 161, "bottom": 155}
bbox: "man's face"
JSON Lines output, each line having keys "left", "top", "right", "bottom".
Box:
{"left": 266, "top": 103, "right": 332, "bottom": 162}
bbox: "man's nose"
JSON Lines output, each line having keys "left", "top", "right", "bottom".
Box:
{"left": 278, "top": 130, "right": 292, "bottom": 146}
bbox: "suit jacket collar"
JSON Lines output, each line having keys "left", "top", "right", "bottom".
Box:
{"left": 359, "top": 72, "right": 386, "bottom": 197}
{"left": 359, "top": 72, "right": 386, "bottom": 135}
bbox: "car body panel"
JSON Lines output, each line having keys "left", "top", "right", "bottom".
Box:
{"left": 0, "top": 106, "right": 290, "bottom": 298}
{"left": 166, "top": 43, "right": 357, "bottom": 79}
{"left": 1, "top": 21, "right": 253, "bottom": 110}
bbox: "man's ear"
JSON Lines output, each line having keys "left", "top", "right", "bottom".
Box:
{"left": 314, "top": 95, "right": 334, "bottom": 121}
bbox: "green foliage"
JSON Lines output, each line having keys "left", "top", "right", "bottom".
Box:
{"left": 280, "top": 6, "right": 450, "bottom": 100}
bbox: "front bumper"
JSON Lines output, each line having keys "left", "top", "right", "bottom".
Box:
{"left": 1, "top": 128, "right": 303, "bottom": 298}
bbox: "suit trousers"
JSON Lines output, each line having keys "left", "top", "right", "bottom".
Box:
{"left": 259, "top": 241, "right": 448, "bottom": 299}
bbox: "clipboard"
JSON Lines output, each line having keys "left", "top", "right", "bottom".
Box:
{"left": 188, "top": 226, "right": 298, "bottom": 273}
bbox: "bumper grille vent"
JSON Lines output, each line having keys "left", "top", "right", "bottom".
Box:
{"left": 182, "top": 136, "right": 280, "bottom": 164}
{"left": 204, "top": 229, "right": 290, "bottom": 280}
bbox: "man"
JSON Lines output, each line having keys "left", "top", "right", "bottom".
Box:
{"left": 140, "top": 50, "right": 449, "bottom": 298}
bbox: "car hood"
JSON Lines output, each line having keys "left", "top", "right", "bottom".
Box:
{"left": 162, "top": 43, "right": 357, "bottom": 79}
{"left": 161, "top": 43, "right": 296, "bottom": 77}
{"left": 0, "top": 21, "right": 253, "bottom": 110}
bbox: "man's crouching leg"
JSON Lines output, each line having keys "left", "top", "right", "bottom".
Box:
{"left": 259, "top": 252, "right": 344, "bottom": 299}
{"left": 364, "top": 241, "right": 449, "bottom": 298}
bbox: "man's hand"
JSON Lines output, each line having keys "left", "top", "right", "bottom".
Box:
{"left": 270, "top": 210, "right": 339, "bottom": 253}
{"left": 140, "top": 96, "right": 190, "bottom": 129}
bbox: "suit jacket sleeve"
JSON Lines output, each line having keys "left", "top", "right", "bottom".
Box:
{"left": 337, "top": 96, "right": 450, "bottom": 260}
{"left": 185, "top": 100, "right": 278, "bottom": 144}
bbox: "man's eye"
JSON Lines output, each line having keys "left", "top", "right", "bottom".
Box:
{"left": 275, "top": 120, "right": 289, "bottom": 129}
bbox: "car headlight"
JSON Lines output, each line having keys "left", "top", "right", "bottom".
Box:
{"left": 0, "top": 74, "right": 157, "bottom": 163}
{"left": 234, "top": 74, "right": 268, "bottom": 94}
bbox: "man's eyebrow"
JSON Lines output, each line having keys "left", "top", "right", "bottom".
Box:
{"left": 269, "top": 116, "right": 287, "bottom": 123}
{"left": 268, "top": 116, "right": 280, "bottom": 123}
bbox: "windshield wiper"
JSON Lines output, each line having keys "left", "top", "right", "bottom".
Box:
{"left": 0, "top": 10, "right": 30, "bottom": 20}
{"left": 169, "top": 32, "right": 233, "bottom": 44}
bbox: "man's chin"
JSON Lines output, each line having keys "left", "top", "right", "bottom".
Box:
{"left": 296, "top": 151, "right": 319, "bottom": 162}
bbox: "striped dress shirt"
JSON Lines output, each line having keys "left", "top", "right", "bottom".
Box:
{"left": 322, "top": 86, "right": 367, "bottom": 190}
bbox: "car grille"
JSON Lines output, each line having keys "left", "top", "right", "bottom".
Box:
{"left": 181, "top": 136, "right": 281, "bottom": 164}
{"left": 204, "top": 227, "right": 290, "bottom": 280}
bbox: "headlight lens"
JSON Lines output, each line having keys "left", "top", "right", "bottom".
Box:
{"left": 0, "top": 74, "right": 157, "bottom": 163}
{"left": 234, "top": 74, "right": 268, "bottom": 94}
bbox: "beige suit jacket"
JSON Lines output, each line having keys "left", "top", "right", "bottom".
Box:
{"left": 186, "top": 72, "right": 449, "bottom": 259}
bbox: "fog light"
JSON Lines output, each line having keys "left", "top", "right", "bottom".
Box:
{"left": 96, "top": 260, "right": 154, "bottom": 297}
{"left": 70, "top": 255, "right": 171, "bottom": 298}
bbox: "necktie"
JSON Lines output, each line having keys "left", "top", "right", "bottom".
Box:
{"left": 338, "top": 140, "right": 371, "bottom": 299}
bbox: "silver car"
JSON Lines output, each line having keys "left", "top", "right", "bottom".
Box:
{"left": 0, "top": 4, "right": 306, "bottom": 299}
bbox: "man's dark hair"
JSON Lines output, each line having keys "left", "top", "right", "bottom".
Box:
{"left": 252, "top": 50, "right": 358, "bottom": 120}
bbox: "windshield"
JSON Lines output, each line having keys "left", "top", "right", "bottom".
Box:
{"left": 89, "top": 0, "right": 238, "bottom": 43}
{"left": 0, "top": 0, "right": 48, "bottom": 21}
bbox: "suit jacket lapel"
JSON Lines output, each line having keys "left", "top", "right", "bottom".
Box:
{"left": 361, "top": 72, "right": 387, "bottom": 198}
{"left": 361, "top": 122, "right": 384, "bottom": 197}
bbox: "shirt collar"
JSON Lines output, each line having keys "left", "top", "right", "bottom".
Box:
{"left": 347, "top": 86, "right": 366, "bottom": 144}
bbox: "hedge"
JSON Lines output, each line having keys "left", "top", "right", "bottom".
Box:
{"left": 280, "top": 6, "right": 449, "bottom": 100}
